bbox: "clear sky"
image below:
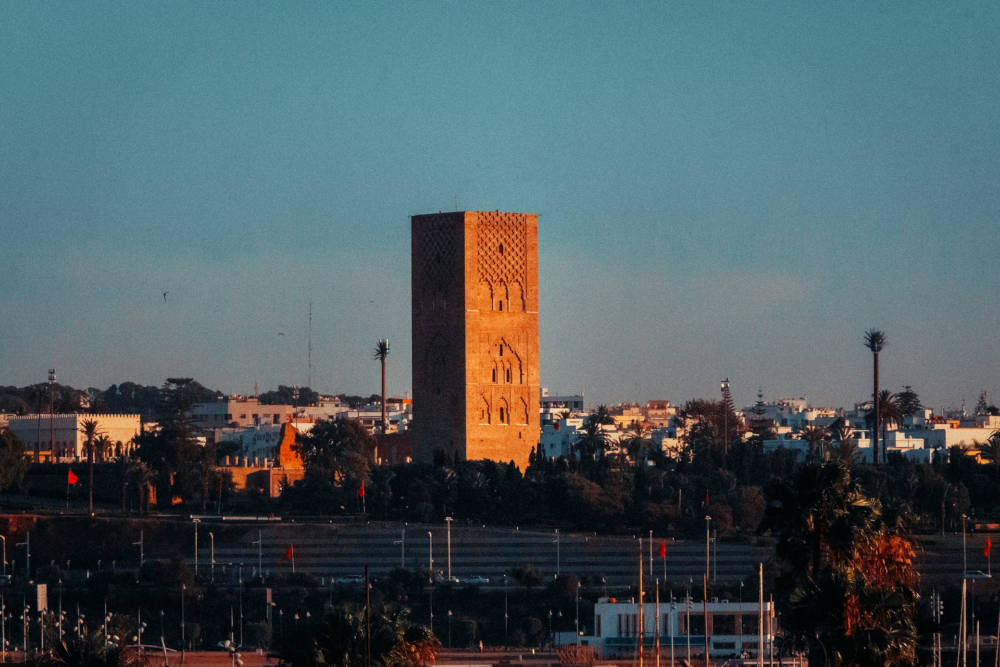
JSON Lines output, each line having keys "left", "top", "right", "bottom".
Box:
{"left": 2, "top": 2, "right": 998, "bottom": 413}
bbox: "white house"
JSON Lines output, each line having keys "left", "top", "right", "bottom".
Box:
{"left": 561, "top": 596, "right": 776, "bottom": 659}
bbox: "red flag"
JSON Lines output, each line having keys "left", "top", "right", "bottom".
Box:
{"left": 986, "top": 537, "right": 992, "bottom": 558}
{"left": 659, "top": 540, "right": 666, "bottom": 559}
{"left": 358, "top": 484, "right": 366, "bottom": 499}
{"left": 705, "top": 491, "right": 710, "bottom": 507}
{"left": 554, "top": 421, "right": 560, "bottom": 431}
{"left": 67, "top": 469, "right": 78, "bottom": 485}
{"left": 282, "top": 544, "right": 294, "bottom": 561}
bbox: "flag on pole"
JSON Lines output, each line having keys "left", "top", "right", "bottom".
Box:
{"left": 358, "top": 484, "right": 365, "bottom": 499}
{"left": 986, "top": 537, "right": 992, "bottom": 558}
{"left": 67, "top": 469, "right": 79, "bottom": 485}
{"left": 704, "top": 491, "right": 710, "bottom": 507}
{"left": 659, "top": 540, "right": 667, "bottom": 559}
{"left": 282, "top": 544, "right": 294, "bottom": 561}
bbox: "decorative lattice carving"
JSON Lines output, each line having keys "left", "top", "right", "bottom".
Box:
{"left": 416, "top": 215, "right": 459, "bottom": 291}
{"left": 477, "top": 212, "right": 527, "bottom": 307}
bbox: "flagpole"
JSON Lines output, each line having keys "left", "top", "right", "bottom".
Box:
{"left": 655, "top": 578, "right": 661, "bottom": 667}
{"left": 292, "top": 545, "right": 296, "bottom": 574}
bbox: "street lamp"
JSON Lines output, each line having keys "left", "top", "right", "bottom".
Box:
{"left": 575, "top": 580, "right": 581, "bottom": 646}
{"left": 444, "top": 517, "right": 453, "bottom": 582}
{"left": 209, "top": 532, "right": 215, "bottom": 583}
{"left": 15, "top": 534, "right": 29, "bottom": 580}
{"left": 720, "top": 378, "right": 730, "bottom": 467}
{"left": 0, "top": 536, "right": 6, "bottom": 578}
{"left": 192, "top": 518, "right": 201, "bottom": 578}
{"left": 427, "top": 532, "right": 434, "bottom": 632}
{"left": 705, "top": 516, "right": 711, "bottom": 588}
{"left": 133, "top": 530, "right": 144, "bottom": 570}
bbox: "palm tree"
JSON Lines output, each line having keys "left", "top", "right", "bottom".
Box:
{"left": 798, "top": 425, "right": 830, "bottom": 461}
{"left": 866, "top": 390, "right": 903, "bottom": 447}
{"left": 763, "top": 456, "right": 919, "bottom": 664}
{"left": 864, "top": 329, "right": 888, "bottom": 464}
{"left": 94, "top": 434, "right": 113, "bottom": 464}
{"left": 373, "top": 339, "right": 390, "bottom": 435}
{"left": 79, "top": 419, "right": 101, "bottom": 515}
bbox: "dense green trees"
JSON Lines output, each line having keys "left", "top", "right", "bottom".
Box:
{"left": 0, "top": 426, "right": 28, "bottom": 493}
{"left": 764, "top": 455, "right": 919, "bottom": 666}
{"left": 283, "top": 417, "right": 377, "bottom": 513}
{"left": 133, "top": 378, "right": 221, "bottom": 510}
{"left": 275, "top": 601, "right": 438, "bottom": 666}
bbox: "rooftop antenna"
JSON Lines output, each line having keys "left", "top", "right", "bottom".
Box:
{"left": 308, "top": 301, "right": 313, "bottom": 389}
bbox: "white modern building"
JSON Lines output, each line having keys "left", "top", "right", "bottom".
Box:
{"left": 562, "top": 596, "right": 776, "bottom": 659}
{"left": 5, "top": 413, "right": 141, "bottom": 462}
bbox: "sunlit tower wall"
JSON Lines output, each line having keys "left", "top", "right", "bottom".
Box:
{"left": 411, "top": 211, "right": 540, "bottom": 470}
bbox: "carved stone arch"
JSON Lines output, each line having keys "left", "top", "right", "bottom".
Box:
{"left": 498, "top": 397, "right": 510, "bottom": 424}
{"left": 498, "top": 280, "right": 510, "bottom": 312}
{"left": 518, "top": 398, "right": 529, "bottom": 425}
{"left": 513, "top": 279, "right": 526, "bottom": 311}
{"left": 481, "top": 395, "right": 491, "bottom": 424}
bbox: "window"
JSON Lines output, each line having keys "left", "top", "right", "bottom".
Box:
{"left": 499, "top": 344, "right": 503, "bottom": 356}
{"left": 492, "top": 368, "right": 497, "bottom": 383}
{"left": 499, "top": 407, "right": 505, "bottom": 423}
{"left": 505, "top": 368, "right": 511, "bottom": 383}
{"left": 498, "top": 300, "right": 503, "bottom": 310}
{"left": 498, "top": 243, "right": 504, "bottom": 254}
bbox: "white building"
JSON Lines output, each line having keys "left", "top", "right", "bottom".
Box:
{"left": 563, "top": 596, "right": 776, "bottom": 659}
{"left": 6, "top": 413, "right": 141, "bottom": 462}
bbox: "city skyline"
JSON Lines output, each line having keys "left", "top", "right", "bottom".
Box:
{"left": 3, "top": 3, "right": 998, "bottom": 412}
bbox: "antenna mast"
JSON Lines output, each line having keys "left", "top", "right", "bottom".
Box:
{"left": 308, "top": 301, "right": 313, "bottom": 389}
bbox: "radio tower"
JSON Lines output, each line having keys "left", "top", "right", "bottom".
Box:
{"left": 307, "top": 301, "right": 313, "bottom": 390}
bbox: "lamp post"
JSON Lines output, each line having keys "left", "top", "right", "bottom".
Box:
{"left": 15, "top": 534, "right": 29, "bottom": 580}
{"left": 209, "top": 532, "right": 215, "bottom": 583}
{"left": 133, "top": 530, "right": 144, "bottom": 570}
{"left": 48, "top": 369, "right": 55, "bottom": 465}
{"left": 427, "top": 532, "right": 434, "bottom": 632}
{"left": 704, "top": 516, "right": 711, "bottom": 589}
{"left": 252, "top": 529, "right": 262, "bottom": 578}
{"left": 192, "top": 518, "right": 201, "bottom": 578}
{"left": 554, "top": 529, "right": 560, "bottom": 578}
{"left": 444, "top": 517, "right": 453, "bottom": 582}
{"left": 721, "top": 379, "right": 731, "bottom": 463}
{"left": 575, "top": 579, "right": 581, "bottom": 646}
{"left": 0, "top": 535, "right": 6, "bottom": 578}
{"left": 503, "top": 574, "right": 509, "bottom": 645}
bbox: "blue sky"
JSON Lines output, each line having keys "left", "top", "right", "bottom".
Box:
{"left": 2, "top": 2, "right": 997, "bottom": 412}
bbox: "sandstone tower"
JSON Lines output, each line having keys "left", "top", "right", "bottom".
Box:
{"left": 411, "top": 211, "right": 539, "bottom": 470}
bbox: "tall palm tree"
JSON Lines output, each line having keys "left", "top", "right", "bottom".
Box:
{"left": 866, "top": 390, "right": 903, "bottom": 447}
{"left": 79, "top": 419, "right": 101, "bottom": 515}
{"left": 373, "top": 339, "right": 390, "bottom": 435}
{"left": 864, "top": 329, "right": 888, "bottom": 464}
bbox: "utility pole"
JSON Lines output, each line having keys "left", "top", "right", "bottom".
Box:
{"left": 445, "top": 517, "right": 453, "bottom": 582}
{"left": 133, "top": 530, "right": 144, "bottom": 570}
{"left": 427, "top": 532, "right": 434, "bottom": 632}
{"left": 554, "top": 528, "right": 560, "bottom": 578}
{"left": 48, "top": 369, "right": 55, "bottom": 465}
{"left": 15, "top": 533, "right": 29, "bottom": 580}
{"left": 192, "top": 518, "right": 200, "bottom": 578}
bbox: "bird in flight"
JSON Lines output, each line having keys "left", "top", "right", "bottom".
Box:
{"left": 162, "top": 291, "right": 169, "bottom": 303}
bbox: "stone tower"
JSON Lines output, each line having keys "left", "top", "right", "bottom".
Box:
{"left": 411, "top": 211, "right": 539, "bottom": 470}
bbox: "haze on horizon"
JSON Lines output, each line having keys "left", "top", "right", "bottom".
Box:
{"left": 2, "top": 2, "right": 998, "bottom": 414}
